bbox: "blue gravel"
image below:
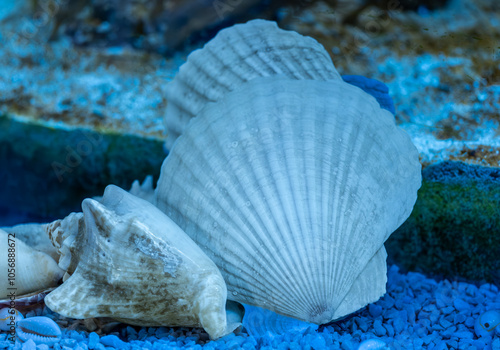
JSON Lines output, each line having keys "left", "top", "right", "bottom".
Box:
{"left": 4, "top": 265, "right": 500, "bottom": 350}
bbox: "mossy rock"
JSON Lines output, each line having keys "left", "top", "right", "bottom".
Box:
{"left": 386, "top": 161, "right": 500, "bottom": 283}
{"left": 0, "top": 113, "right": 165, "bottom": 221}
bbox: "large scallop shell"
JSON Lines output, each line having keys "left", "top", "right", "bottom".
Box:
{"left": 155, "top": 77, "right": 421, "bottom": 324}
{"left": 164, "top": 19, "right": 341, "bottom": 150}
{"left": 45, "top": 185, "right": 241, "bottom": 339}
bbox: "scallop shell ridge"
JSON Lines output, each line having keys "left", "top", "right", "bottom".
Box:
{"left": 156, "top": 77, "right": 421, "bottom": 324}
{"left": 164, "top": 19, "right": 341, "bottom": 149}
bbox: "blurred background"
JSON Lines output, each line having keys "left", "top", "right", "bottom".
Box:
{"left": 0, "top": 0, "right": 499, "bottom": 282}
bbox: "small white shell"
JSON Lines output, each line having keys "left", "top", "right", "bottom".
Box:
{"left": 358, "top": 338, "right": 388, "bottom": 350}
{"left": 156, "top": 77, "right": 421, "bottom": 324}
{"left": 16, "top": 316, "right": 62, "bottom": 345}
{"left": 164, "top": 19, "right": 341, "bottom": 149}
{"left": 0, "top": 308, "right": 24, "bottom": 331}
{"left": 0, "top": 229, "right": 64, "bottom": 300}
{"left": 45, "top": 185, "right": 241, "bottom": 340}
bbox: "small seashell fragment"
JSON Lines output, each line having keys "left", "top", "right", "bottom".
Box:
{"left": 474, "top": 310, "right": 500, "bottom": 338}
{"left": 0, "top": 307, "right": 24, "bottom": 331}
{"left": 16, "top": 316, "right": 62, "bottom": 346}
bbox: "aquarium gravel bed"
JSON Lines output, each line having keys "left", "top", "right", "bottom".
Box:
{"left": 2, "top": 265, "right": 499, "bottom": 350}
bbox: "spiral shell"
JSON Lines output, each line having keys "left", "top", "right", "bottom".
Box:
{"left": 45, "top": 185, "right": 242, "bottom": 339}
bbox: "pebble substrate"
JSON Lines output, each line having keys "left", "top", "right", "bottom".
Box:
{"left": 1, "top": 265, "right": 499, "bottom": 350}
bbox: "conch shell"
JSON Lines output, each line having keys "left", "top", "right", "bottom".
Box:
{"left": 45, "top": 185, "right": 242, "bottom": 339}
{"left": 156, "top": 30, "right": 421, "bottom": 325}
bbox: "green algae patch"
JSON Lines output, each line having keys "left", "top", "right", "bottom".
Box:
{"left": 0, "top": 113, "right": 166, "bottom": 219}
{"left": 386, "top": 161, "right": 500, "bottom": 283}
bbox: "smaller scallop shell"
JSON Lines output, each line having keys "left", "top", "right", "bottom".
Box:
{"left": 164, "top": 19, "right": 342, "bottom": 149}
{"left": 0, "top": 229, "right": 64, "bottom": 301}
{"left": 16, "top": 316, "right": 62, "bottom": 346}
{"left": 45, "top": 185, "right": 242, "bottom": 339}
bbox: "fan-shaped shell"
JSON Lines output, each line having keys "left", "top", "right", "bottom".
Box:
{"left": 0, "top": 229, "right": 64, "bottom": 301}
{"left": 155, "top": 77, "right": 421, "bottom": 324}
{"left": 45, "top": 185, "right": 241, "bottom": 340}
{"left": 164, "top": 19, "right": 341, "bottom": 150}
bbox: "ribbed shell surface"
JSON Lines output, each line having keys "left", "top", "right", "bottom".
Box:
{"left": 164, "top": 19, "right": 341, "bottom": 150}
{"left": 156, "top": 77, "right": 421, "bottom": 324}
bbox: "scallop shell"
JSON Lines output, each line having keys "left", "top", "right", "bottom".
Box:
{"left": 155, "top": 76, "right": 421, "bottom": 324}
{"left": 164, "top": 19, "right": 341, "bottom": 150}
{"left": 45, "top": 185, "right": 242, "bottom": 340}
{"left": 0, "top": 229, "right": 64, "bottom": 301}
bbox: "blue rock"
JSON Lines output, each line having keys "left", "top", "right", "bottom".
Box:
{"left": 21, "top": 339, "right": 36, "bottom": 350}
{"left": 465, "top": 317, "right": 475, "bottom": 328}
{"left": 453, "top": 298, "right": 471, "bottom": 312}
{"left": 35, "top": 345, "right": 49, "bottom": 350}
{"left": 433, "top": 340, "right": 448, "bottom": 350}
{"left": 88, "top": 332, "right": 99, "bottom": 350}
{"left": 393, "top": 317, "right": 407, "bottom": 334}
{"left": 77, "top": 342, "right": 88, "bottom": 350}
{"left": 373, "top": 320, "right": 386, "bottom": 337}
{"left": 369, "top": 304, "right": 383, "bottom": 318}
{"left": 453, "top": 314, "right": 467, "bottom": 324}
{"left": 341, "top": 75, "right": 396, "bottom": 115}
{"left": 453, "top": 330, "right": 474, "bottom": 339}
{"left": 492, "top": 338, "right": 500, "bottom": 350}
{"left": 309, "top": 335, "right": 326, "bottom": 350}
{"left": 60, "top": 339, "right": 76, "bottom": 348}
